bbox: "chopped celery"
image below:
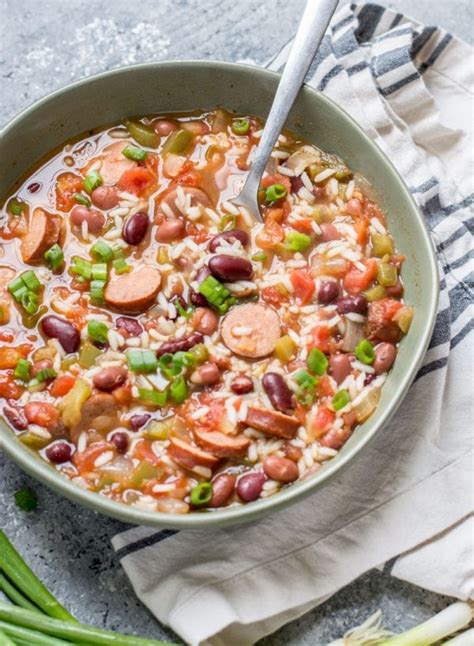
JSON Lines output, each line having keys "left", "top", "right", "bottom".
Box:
{"left": 377, "top": 262, "right": 398, "bottom": 287}
{"left": 78, "top": 341, "right": 102, "bottom": 368}
{"left": 162, "top": 129, "right": 194, "bottom": 155}
{"left": 274, "top": 335, "right": 297, "bottom": 363}
{"left": 371, "top": 233, "right": 394, "bottom": 257}
{"left": 125, "top": 119, "right": 159, "bottom": 148}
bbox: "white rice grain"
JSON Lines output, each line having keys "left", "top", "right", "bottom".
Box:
{"left": 94, "top": 451, "right": 114, "bottom": 468}
{"left": 313, "top": 168, "right": 336, "bottom": 183}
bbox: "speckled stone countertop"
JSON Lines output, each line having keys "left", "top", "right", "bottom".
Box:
{"left": 0, "top": 0, "right": 469, "bottom": 643}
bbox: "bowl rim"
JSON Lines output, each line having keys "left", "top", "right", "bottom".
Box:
{"left": 0, "top": 60, "right": 439, "bottom": 529}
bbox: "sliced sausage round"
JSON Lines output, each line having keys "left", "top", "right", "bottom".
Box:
{"left": 221, "top": 303, "right": 281, "bottom": 358}
{"left": 155, "top": 186, "right": 212, "bottom": 219}
{"left": 105, "top": 266, "right": 161, "bottom": 313}
{"left": 245, "top": 406, "right": 300, "bottom": 439}
{"left": 21, "top": 208, "right": 61, "bottom": 264}
{"left": 168, "top": 437, "right": 219, "bottom": 470}
{"left": 193, "top": 429, "right": 250, "bottom": 457}
{"left": 98, "top": 142, "right": 136, "bottom": 185}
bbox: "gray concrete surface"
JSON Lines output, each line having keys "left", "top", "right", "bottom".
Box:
{"left": 0, "top": 0, "right": 469, "bottom": 643}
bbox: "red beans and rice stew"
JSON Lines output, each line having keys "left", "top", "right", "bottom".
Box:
{"left": 0, "top": 110, "right": 413, "bottom": 513}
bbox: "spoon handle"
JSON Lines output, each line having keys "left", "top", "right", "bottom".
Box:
{"left": 237, "top": 0, "right": 338, "bottom": 218}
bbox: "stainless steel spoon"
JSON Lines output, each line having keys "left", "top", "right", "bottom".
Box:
{"left": 232, "top": 0, "right": 339, "bottom": 221}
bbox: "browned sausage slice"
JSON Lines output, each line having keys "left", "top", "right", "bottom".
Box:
{"left": 168, "top": 437, "right": 219, "bottom": 470}
{"left": 71, "top": 393, "right": 118, "bottom": 442}
{"left": 105, "top": 265, "right": 161, "bottom": 313}
{"left": 245, "top": 406, "right": 300, "bottom": 439}
{"left": 96, "top": 142, "right": 137, "bottom": 186}
{"left": 221, "top": 303, "right": 281, "bottom": 358}
{"left": 21, "top": 208, "right": 61, "bottom": 264}
{"left": 193, "top": 428, "right": 250, "bottom": 457}
{"left": 155, "top": 186, "right": 212, "bottom": 219}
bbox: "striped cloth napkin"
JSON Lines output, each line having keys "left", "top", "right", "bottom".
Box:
{"left": 112, "top": 4, "right": 474, "bottom": 644}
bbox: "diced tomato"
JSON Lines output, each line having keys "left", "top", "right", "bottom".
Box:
{"left": 290, "top": 270, "right": 315, "bottom": 305}
{"left": 354, "top": 218, "right": 369, "bottom": 245}
{"left": 345, "top": 198, "right": 363, "bottom": 218}
{"left": 311, "top": 405, "right": 336, "bottom": 439}
{"left": 310, "top": 326, "right": 331, "bottom": 354}
{"left": 265, "top": 207, "right": 284, "bottom": 223}
{"left": 291, "top": 218, "right": 314, "bottom": 233}
{"left": 0, "top": 331, "right": 15, "bottom": 343}
{"left": 317, "top": 375, "right": 334, "bottom": 399}
{"left": 113, "top": 384, "right": 133, "bottom": 406}
{"left": 260, "top": 173, "right": 292, "bottom": 194}
{"left": 176, "top": 169, "right": 203, "bottom": 188}
{"left": 0, "top": 375, "right": 23, "bottom": 400}
{"left": 55, "top": 172, "right": 84, "bottom": 212}
{"left": 343, "top": 259, "right": 377, "bottom": 295}
{"left": 117, "top": 167, "right": 154, "bottom": 196}
{"left": 256, "top": 219, "right": 284, "bottom": 250}
{"left": 144, "top": 153, "right": 159, "bottom": 178}
{"left": 381, "top": 298, "right": 403, "bottom": 321}
{"left": 73, "top": 442, "right": 115, "bottom": 473}
{"left": 133, "top": 439, "right": 160, "bottom": 464}
{"left": 50, "top": 374, "right": 76, "bottom": 397}
{"left": 0, "top": 344, "right": 32, "bottom": 369}
{"left": 24, "top": 402, "right": 59, "bottom": 428}
{"left": 261, "top": 285, "right": 287, "bottom": 306}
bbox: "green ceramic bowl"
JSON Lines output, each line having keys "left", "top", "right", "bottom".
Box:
{"left": 0, "top": 61, "right": 438, "bottom": 528}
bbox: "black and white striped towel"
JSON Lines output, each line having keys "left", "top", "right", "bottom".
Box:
{"left": 112, "top": 4, "right": 474, "bottom": 644}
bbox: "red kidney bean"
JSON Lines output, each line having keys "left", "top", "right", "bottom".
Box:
{"left": 189, "top": 288, "right": 207, "bottom": 307}
{"left": 262, "top": 372, "right": 294, "bottom": 412}
{"left": 3, "top": 405, "right": 28, "bottom": 430}
{"left": 386, "top": 280, "right": 404, "bottom": 298}
{"left": 156, "top": 332, "right": 203, "bottom": 357}
{"left": 263, "top": 455, "right": 299, "bottom": 483}
{"left": 282, "top": 443, "right": 303, "bottom": 462}
{"left": 237, "top": 472, "right": 266, "bottom": 502}
{"left": 111, "top": 432, "right": 129, "bottom": 454}
{"left": 93, "top": 366, "right": 128, "bottom": 392}
{"left": 154, "top": 119, "right": 178, "bottom": 136}
{"left": 116, "top": 316, "right": 143, "bottom": 337}
{"left": 190, "top": 362, "right": 220, "bottom": 386}
{"left": 41, "top": 315, "right": 80, "bottom": 353}
{"left": 46, "top": 441, "right": 72, "bottom": 464}
{"left": 364, "top": 373, "right": 376, "bottom": 386}
{"left": 193, "top": 307, "right": 219, "bottom": 335}
{"left": 91, "top": 186, "right": 119, "bottom": 210}
{"left": 290, "top": 176, "right": 304, "bottom": 193}
{"left": 329, "top": 354, "right": 352, "bottom": 385}
{"left": 335, "top": 294, "right": 368, "bottom": 315}
{"left": 320, "top": 223, "right": 340, "bottom": 242}
{"left": 318, "top": 280, "right": 340, "bottom": 304}
{"left": 208, "top": 254, "right": 253, "bottom": 282}
{"left": 346, "top": 198, "right": 363, "bottom": 217}
{"left": 230, "top": 375, "right": 254, "bottom": 394}
{"left": 207, "top": 229, "right": 249, "bottom": 252}
{"left": 27, "top": 182, "right": 42, "bottom": 194}
{"left": 70, "top": 205, "right": 106, "bottom": 233}
{"left": 373, "top": 343, "right": 397, "bottom": 374}
{"left": 129, "top": 414, "right": 151, "bottom": 431}
{"left": 209, "top": 473, "right": 236, "bottom": 507}
{"left": 155, "top": 219, "right": 185, "bottom": 242}
{"left": 122, "top": 211, "right": 149, "bottom": 245}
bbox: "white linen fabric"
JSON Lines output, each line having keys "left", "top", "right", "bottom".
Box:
{"left": 112, "top": 4, "right": 474, "bottom": 644}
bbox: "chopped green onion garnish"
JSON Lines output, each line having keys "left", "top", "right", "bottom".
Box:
{"left": 285, "top": 230, "right": 311, "bottom": 252}
{"left": 14, "top": 359, "right": 31, "bottom": 381}
{"left": 294, "top": 369, "right": 317, "bottom": 388}
{"left": 126, "top": 349, "right": 158, "bottom": 373}
{"left": 190, "top": 482, "right": 213, "bottom": 506}
{"left": 307, "top": 347, "right": 328, "bottom": 376}
{"left": 14, "top": 487, "right": 38, "bottom": 512}
{"left": 90, "top": 240, "right": 113, "bottom": 263}
{"left": 218, "top": 214, "right": 237, "bottom": 232}
{"left": 198, "top": 275, "right": 236, "bottom": 314}
{"left": 137, "top": 387, "right": 168, "bottom": 406}
{"left": 175, "top": 300, "right": 193, "bottom": 319}
{"left": 87, "top": 320, "right": 109, "bottom": 344}
{"left": 231, "top": 118, "right": 250, "bottom": 136}
{"left": 74, "top": 193, "right": 91, "bottom": 207}
{"left": 158, "top": 353, "right": 181, "bottom": 378}
{"left": 44, "top": 244, "right": 64, "bottom": 271}
{"left": 332, "top": 389, "right": 350, "bottom": 411}
{"left": 172, "top": 351, "right": 196, "bottom": 368}
{"left": 8, "top": 197, "right": 26, "bottom": 216}
{"left": 296, "top": 387, "right": 315, "bottom": 407}
{"left": 20, "top": 271, "right": 41, "bottom": 292}
{"left": 11, "top": 285, "right": 29, "bottom": 302}
{"left": 20, "top": 291, "right": 39, "bottom": 315}
{"left": 264, "top": 183, "right": 287, "bottom": 204}
{"left": 169, "top": 375, "right": 188, "bottom": 404}
{"left": 83, "top": 170, "right": 103, "bottom": 194}
{"left": 89, "top": 279, "right": 106, "bottom": 304}
{"left": 71, "top": 257, "right": 92, "bottom": 280}
{"left": 91, "top": 263, "right": 107, "bottom": 281}
{"left": 122, "top": 145, "right": 147, "bottom": 161}
{"left": 355, "top": 339, "right": 375, "bottom": 365}
{"left": 251, "top": 252, "right": 267, "bottom": 262}
{"left": 7, "top": 276, "right": 25, "bottom": 297}
{"left": 35, "top": 367, "right": 57, "bottom": 383}
{"left": 113, "top": 258, "right": 131, "bottom": 274}
{"left": 112, "top": 244, "right": 125, "bottom": 259}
